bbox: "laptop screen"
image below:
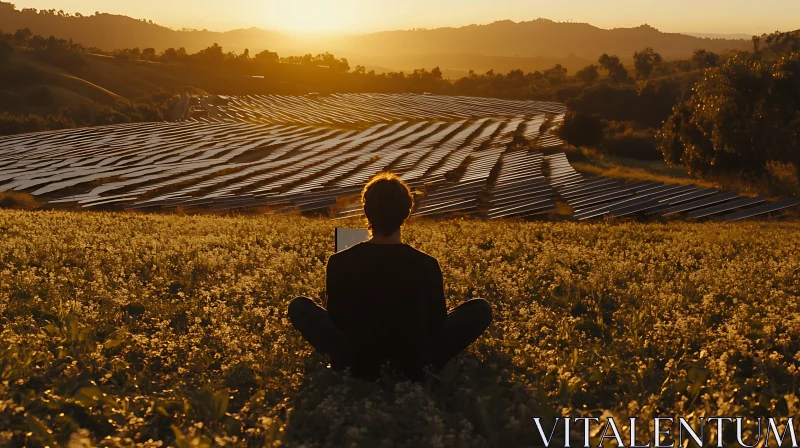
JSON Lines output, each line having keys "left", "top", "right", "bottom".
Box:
{"left": 335, "top": 228, "right": 370, "bottom": 252}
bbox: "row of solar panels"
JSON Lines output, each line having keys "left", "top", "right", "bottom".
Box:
{"left": 545, "top": 153, "right": 799, "bottom": 221}
{"left": 193, "top": 93, "right": 567, "bottom": 125}
{"left": 486, "top": 151, "right": 555, "bottom": 219}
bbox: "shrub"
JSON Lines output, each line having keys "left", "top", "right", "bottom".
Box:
{"left": 555, "top": 111, "right": 607, "bottom": 148}
{"left": 601, "top": 122, "right": 661, "bottom": 160}
{"left": 0, "top": 191, "right": 40, "bottom": 209}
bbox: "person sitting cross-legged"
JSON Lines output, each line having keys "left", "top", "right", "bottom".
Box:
{"left": 288, "top": 172, "right": 492, "bottom": 381}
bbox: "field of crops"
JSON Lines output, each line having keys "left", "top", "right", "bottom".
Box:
{"left": 2, "top": 210, "right": 799, "bottom": 447}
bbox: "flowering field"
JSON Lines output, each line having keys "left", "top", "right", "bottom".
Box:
{"left": 1, "top": 210, "right": 799, "bottom": 447}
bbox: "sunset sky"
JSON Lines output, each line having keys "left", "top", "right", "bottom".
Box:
{"left": 10, "top": 0, "right": 800, "bottom": 35}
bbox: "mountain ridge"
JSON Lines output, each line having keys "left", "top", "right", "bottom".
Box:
{"left": 0, "top": 2, "right": 754, "bottom": 73}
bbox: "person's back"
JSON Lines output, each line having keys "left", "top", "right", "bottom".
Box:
{"left": 288, "top": 172, "right": 492, "bottom": 381}
{"left": 326, "top": 242, "right": 446, "bottom": 379}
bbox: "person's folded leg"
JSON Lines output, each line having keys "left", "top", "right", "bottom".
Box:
{"left": 287, "top": 296, "right": 345, "bottom": 357}
{"left": 428, "top": 298, "right": 493, "bottom": 372}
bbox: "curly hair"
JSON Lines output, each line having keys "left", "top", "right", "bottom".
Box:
{"left": 361, "top": 173, "right": 414, "bottom": 237}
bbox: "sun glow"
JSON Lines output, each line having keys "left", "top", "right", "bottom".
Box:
{"left": 266, "top": 0, "right": 364, "bottom": 34}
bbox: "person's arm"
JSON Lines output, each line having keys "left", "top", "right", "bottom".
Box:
{"left": 427, "top": 260, "right": 448, "bottom": 334}
{"left": 325, "top": 255, "right": 353, "bottom": 333}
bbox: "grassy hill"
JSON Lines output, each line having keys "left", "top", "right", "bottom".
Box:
{"left": 0, "top": 2, "right": 286, "bottom": 55}
{"left": 1, "top": 209, "right": 798, "bottom": 446}
{"left": 0, "top": 49, "right": 119, "bottom": 115}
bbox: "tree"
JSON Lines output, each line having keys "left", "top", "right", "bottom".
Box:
{"left": 196, "top": 43, "right": 224, "bottom": 65}
{"left": 766, "top": 52, "right": 800, "bottom": 174}
{"left": 543, "top": 64, "right": 567, "bottom": 86}
{"left": 598, "top": 54, "right": 629, "bottom": 83}
{"left": 162, "top": 48, "right": 177, "bottom": 60}
{"left": 575, "top": 64, "right": 599, "bottom": 85}
{"left": 633, "top": 47, "right": 663, "bottom": 79}
{"left": 752, "top": 35, "right": 762, "bottom": 53}
{"left": 691, "top": 49, "right": 720, "bottom": 69}
{"left": 567, "top": 83, "right": 640, "bottom": 123}
{"left": 762, "top": 31, "right": 800, "bottom": 59}
{"left": 254, "top": 49, "right": 279, "bottom": 65}
{"left": 142, "top": 48, "right": 156, "bottom": 59}
{"left": 656, "top": 54, "right": 800, "bottom": 176}
{"left": 556, "top": 111, "right": 607, "bottom": 148}
{"left": 13, "top": 28, "right": 32, "bottom": 44}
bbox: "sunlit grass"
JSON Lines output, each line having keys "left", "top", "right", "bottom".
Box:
{"left": 567, "top": 150, "right": 714, "bottom": 188}
{"left": 567, "top": 149, "right": 800, "bottom": 202}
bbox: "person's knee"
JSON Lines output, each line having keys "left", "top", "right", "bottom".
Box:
{"left": 470, "top": 298, "right": 493, "bottom": 329}
{"left": 288, "top": 296, "right": 313, "bottom": 323}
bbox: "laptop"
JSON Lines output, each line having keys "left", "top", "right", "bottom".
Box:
{"left": 335, "top": 228, "right": 370, "bottom": 252}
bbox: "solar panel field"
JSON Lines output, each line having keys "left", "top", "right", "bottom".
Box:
{"left": 0, "top": 93, "right": 797, "bottom": 220}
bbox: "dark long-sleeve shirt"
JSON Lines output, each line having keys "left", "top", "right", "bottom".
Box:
{"left": 326, "top": 242, "right": 447, "bottom": 379}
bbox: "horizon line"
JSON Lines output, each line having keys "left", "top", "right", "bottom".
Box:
{"left": 6, "top": 5, "right": 764, "bottom": 39}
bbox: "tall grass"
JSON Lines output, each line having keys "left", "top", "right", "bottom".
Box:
{"left": 1, "top": 210, "right": 799, "bottom": 447}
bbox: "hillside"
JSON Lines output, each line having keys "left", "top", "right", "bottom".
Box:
{"left": 1, "top": 210, "right": 799, "bottom": 446}
{"left": 0, "top": 2, "right": 287, "bottom": 54}
{"left": 332, "top": 20, "right": 752, "bottom": 61}
{"left": 0, "top": 2, "right": 752, "bottom": 73}
{"left": 0, "top": 48, "right": 121, "bottom": 115}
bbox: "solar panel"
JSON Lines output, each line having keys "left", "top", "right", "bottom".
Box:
{"left": 687, "top": 196, "right": 766, "bottom": 219}
{"left": 724, "top": 198, "right": 800, "bottom": 221}
{"left": 662, "top": 193, "right": 740, "bottom": 216}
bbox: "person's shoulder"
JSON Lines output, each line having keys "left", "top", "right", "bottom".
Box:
{"left": 402, "top": 245, "right": 440, "bottom": 267}
{"left": 329, "top": 241, "right": 367, "bottom": 262}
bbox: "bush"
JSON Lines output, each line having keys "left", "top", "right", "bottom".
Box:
{"left": 554, "top": 84, "right": 584, "bottom": 103}
{"left": 0, "top": 191, "right": 40, "bottom": 209}
{"left": 566, "top": 83, "right": 640, "bottom": 123}
{"left": 555, "top": 111, "right": 607, "bottom": 148}
{"left": 601, "top": 123, "right": 661, "bottom": 160}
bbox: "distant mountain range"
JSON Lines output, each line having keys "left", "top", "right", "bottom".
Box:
{"left": 0, "top": 2, "right": 754, "bottom": 74}
{"left": 684, "top": 32, "right": 755, "bottom": 40}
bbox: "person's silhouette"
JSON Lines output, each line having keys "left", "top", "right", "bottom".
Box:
{"left": 288, "top": 173, "right": 492, "bottom": 381}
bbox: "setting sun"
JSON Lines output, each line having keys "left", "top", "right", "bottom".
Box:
{"left": 266, "top": 0, "right": 364, "bottom": 33}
